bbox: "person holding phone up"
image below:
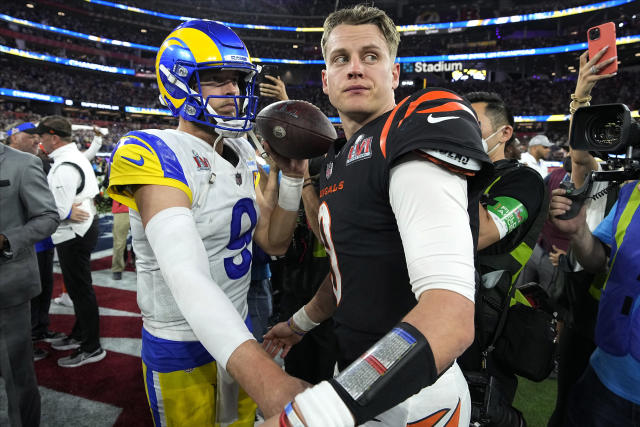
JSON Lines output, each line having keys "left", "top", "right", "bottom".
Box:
{"left": 259, "top": 74, "right": 289, "bottom": 101}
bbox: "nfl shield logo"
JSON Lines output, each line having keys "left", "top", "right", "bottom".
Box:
{"left": 235, "top": 173, "right": 242, "bottom": 186}
{"left": 326, "top": 162, "right": 333, "bottom": 179}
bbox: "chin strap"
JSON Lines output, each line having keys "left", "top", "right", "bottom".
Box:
{"left": 247, "top": 129, "right": 269, "bottom": 160}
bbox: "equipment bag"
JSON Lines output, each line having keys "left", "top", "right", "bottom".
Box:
{"left": 492, "top": 302, "right": 557, "bottom": 381}
{"left": 479, "top": 271, "right": 558, "bottom": 382}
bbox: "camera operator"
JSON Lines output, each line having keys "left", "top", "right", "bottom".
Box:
{"left": 550, "top": 176, "right": 639, "bottom": 427}
{"left": 550, "top": 48, "right": 638, "bottom": 426}
{"left": 547, "top": 48, "right": 621, "bottom": 427}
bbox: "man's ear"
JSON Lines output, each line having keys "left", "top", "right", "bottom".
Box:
{"left": 321, "top": 69, "right": 329, "bottom": 95}
{"left": 502, "top": 125, "right": 514, "bottom": 144}
{"left": 391, "top": 62, "right": 400, "bottom": 90}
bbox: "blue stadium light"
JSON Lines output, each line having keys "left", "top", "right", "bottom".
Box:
{"left": 0, "top": 14, "right": 157, "bottom": 52}
{"left": 0, "top": 89, "right": 637, "bottom": 122}
{"left": 396, "top": 35, "right": 640, "bottom": 63}
{"left": 257, "top": 35, "right": 639, "bottom": 64}
{"left": 83, "top": 0, "right": 307, "bottom": 31}
{"left": 0, "top": 44, "right": 136, "bottom": 75}
{"left": 3, "top": 10, "right": 638, "bottom": 66}
{"left": 0, "top": 87, "right": 64, "bottom": 103}
{"left": 82, "top": 0, "right": 634, "bottom": 32}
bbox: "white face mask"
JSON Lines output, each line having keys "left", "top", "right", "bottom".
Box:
{"left": 482, "top": 125, "right": 507, "bottom": 155}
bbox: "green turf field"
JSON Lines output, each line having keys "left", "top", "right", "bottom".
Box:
{"left": 513, "top": 376, "right": 558, "bottom": 427}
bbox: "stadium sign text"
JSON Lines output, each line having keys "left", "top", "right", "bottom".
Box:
{"left": 412, "top": 61, "right": 464, "bottom": 73}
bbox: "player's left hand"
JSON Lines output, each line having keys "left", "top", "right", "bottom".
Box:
{"left": 262, "top": 321, "right": 304, "bottom": 359}
{"left": 262, "top": 140, "right": 308, "bottom": 178}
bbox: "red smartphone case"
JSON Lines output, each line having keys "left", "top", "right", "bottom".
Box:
{"left": 587, "top": 22, "right": 618, "bottom": 75}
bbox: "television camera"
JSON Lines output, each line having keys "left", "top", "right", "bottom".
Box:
{"left": 558, "top": 103, "right": 640, "bottom": 219}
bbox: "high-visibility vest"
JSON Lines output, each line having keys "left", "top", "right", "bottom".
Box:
{"left": 478, "top": 160, "right": 549, "bottom": 307}
{"left": 594, "top": 181, "right": 640, "bottom": 361}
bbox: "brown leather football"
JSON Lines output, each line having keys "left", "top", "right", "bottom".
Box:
{"left": 255, "top": 100, "right": 337, "bottom": 159}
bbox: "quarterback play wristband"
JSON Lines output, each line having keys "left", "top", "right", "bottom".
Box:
{"left": 328, "top": 322, "right": 438, "bottom": 425}
{"left": 278, "top": 175, "right": 304, "bottom": 211}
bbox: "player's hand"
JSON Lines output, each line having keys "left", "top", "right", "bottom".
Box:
{"left": 70, "top": 203, "right": 90, "bottom": 222}
{"left": 262, "top": 321, "right": 304, "bottom": 359}
{"left": 549, "top": 188, "right": 588, "bottom": 235}
{"left": 575, "top": 48, "right": 617, "bottom": 99}
{"left": 549, "top": 245, "right": 566, "bottom": 267}
{"left": 259, "top": 75, "right": 289, "bottom": 101}
{"left": 262, "top": 141, "right": 308, "bottom": 178}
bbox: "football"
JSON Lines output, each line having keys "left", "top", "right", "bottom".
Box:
{"left": 255, "top": 100, "right": 337, "bottom": 159}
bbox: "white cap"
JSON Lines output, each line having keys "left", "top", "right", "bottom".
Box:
{"left": 529, "top": 134, "right": 553, "bottom": 147}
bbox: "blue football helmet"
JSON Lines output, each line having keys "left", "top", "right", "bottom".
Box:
{"left": 156, "top": 19, "right": 259, "bottom": 135}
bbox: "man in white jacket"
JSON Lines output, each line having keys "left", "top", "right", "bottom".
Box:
{"left": 36, "top": 115, "right": 106, "bottom": 368}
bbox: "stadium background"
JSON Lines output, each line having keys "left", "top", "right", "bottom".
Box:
{"left": 0, "top": 0, "right": 639, "bottom": 426}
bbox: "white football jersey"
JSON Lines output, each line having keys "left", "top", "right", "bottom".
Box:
{"left": 108, "top": 128, "right": 259, "bottom": 342}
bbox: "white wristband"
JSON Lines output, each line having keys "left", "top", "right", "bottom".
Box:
{"left": 294, "top": 381, "right": 354, "bottom": 427}
{"left": 278, "top": 175, "right": 304, "bottom": 211}
{"left": 292, "top": 306, "right": 320, "bottom": 333}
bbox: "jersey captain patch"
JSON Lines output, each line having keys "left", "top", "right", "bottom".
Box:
{"left": 346, "top": 135, "right": 373, "bottom": 165}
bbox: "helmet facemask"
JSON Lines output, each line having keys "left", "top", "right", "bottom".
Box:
{"left": 159, "top": 60, "right": 258, "bottom": 138}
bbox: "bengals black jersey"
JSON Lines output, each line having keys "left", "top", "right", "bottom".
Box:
{"left": 318, "top": 88, "right": 493, "bottom": 365}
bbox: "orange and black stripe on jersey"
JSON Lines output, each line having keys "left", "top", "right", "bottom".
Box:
{"left": 378, "top": 88, "right": 484, "bottom": 176}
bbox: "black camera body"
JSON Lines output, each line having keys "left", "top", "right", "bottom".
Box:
{"left": 558, "top": 104, "right": 640, "bottom": 219}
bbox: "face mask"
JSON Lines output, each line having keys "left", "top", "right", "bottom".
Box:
{"left": 482, "top": 125, "right": 507, "bottom": 155}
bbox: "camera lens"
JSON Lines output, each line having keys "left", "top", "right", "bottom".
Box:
{"left": 589, "top": 28, "right": 600, "bottom": 40}
{"left": 587, "top": 114, "right": 622, "bottom": 148}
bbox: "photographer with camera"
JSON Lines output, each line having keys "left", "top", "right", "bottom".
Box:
{"left": 547, "top": 47, "right": 621, "bottom": 427}
{"left": 550, "top": 48, "right": 639, "bottom": 426}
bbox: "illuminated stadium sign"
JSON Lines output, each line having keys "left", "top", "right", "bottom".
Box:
{"left": 0, "top": 44, "right": 135, "bottom": 75}
{"left": 411, "top": 61, "right": 464, "bottom": 73}
{"left": 80, "top": 102, "right": 120, "bottom": 111}
{"left": 124, "top": 106, "right": 172, "bottom": 116}
{"left": 0, "top": 88, "right": 64, "bottom": 103}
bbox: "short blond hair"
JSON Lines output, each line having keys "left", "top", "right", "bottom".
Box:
{"left": 321, "top": 5, "right": 400, "bottom": 62}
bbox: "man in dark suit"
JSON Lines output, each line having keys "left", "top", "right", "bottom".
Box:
{"left": 0, "top": 139, "right": 60, "bottom": 427}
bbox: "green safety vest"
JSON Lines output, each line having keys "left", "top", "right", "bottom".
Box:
{"left": 478, "top": 161, "right": 549, "bottom": 307}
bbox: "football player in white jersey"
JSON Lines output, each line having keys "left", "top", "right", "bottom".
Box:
{"left": 107, "top": 20, "right": 308, "bottom": 426}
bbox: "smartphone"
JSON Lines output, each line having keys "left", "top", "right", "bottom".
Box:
{"left": 258, "top": 65, "right": 279, "bottom": 83}
{"left": 587, "top": 22, "right": 618, "bottom": 75}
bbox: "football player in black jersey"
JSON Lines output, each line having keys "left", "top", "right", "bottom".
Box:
{"left": 262, "top": 5, "right": 493, "bottom": 427}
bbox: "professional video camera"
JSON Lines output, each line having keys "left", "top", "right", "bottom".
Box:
{"left": 558, "top": 103, "right": 640, "bottom": 219}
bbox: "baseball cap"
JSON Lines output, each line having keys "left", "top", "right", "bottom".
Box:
{"left": 529, "top": 134, "right": 553, "bottom": 147}
{"left": 35, "top": 116, "right": 72, "bottom": 137}
{"left": 6, "top": 122, "right": 38, "bottom": 137}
